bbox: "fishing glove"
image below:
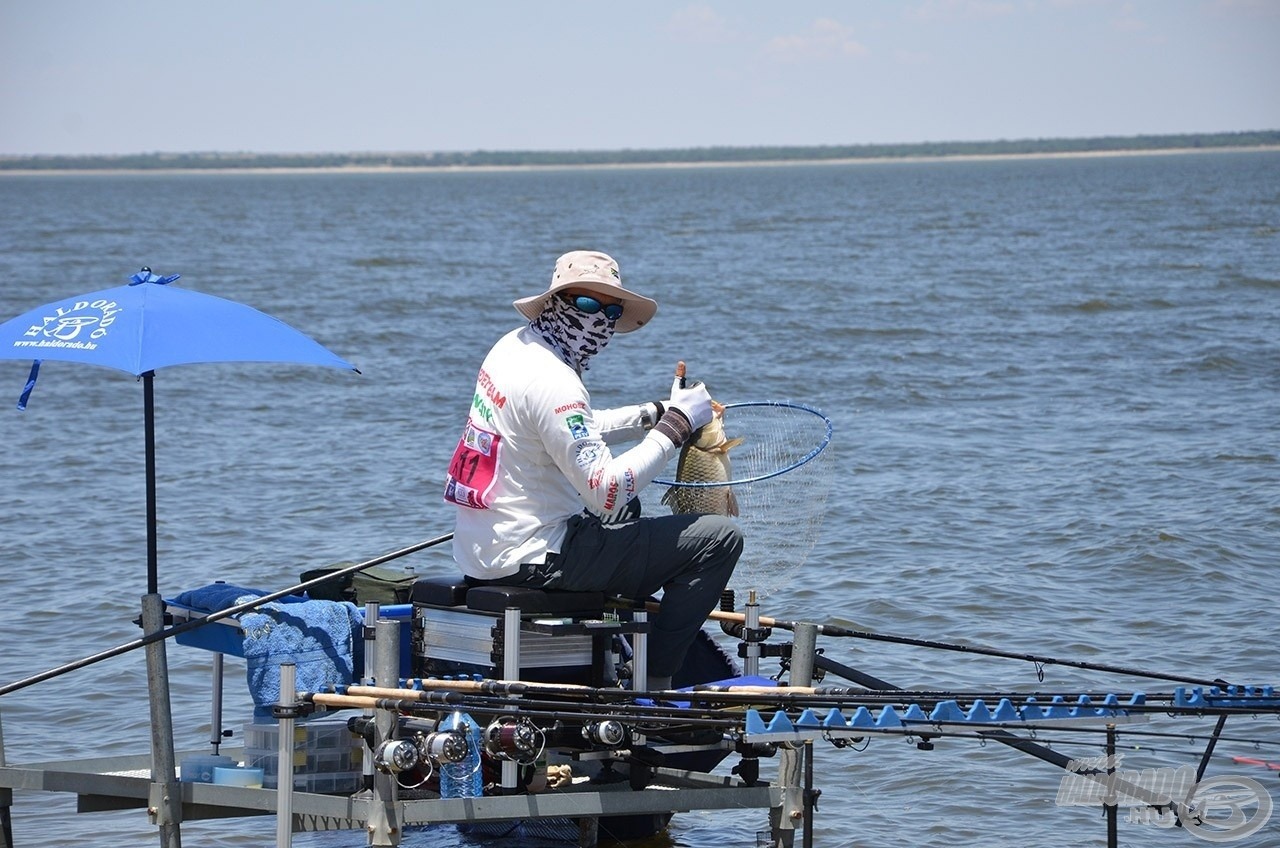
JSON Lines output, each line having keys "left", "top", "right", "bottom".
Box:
{"left": 656, "top": 378, "right": 713, "bottom": 446}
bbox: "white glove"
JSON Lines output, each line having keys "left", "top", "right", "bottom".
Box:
{"left": 667, "top": 377, "right": 714, "bottom": 431}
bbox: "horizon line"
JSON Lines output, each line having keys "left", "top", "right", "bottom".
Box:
{"left": 4, "top": 129, "right": 1279, "bottom": 161}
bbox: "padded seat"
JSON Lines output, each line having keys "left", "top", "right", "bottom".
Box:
{"left": 410, "top": 576, "right": 606, "bottom": 618}
{"left": 409, "top": 577, "right": 470, "bottom": 607}
{"left": 465, "top": 585, "right": 605, "bottom": 617}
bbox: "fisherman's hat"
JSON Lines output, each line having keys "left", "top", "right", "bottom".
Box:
{"left": 513, "top": 250, "right": 657, "bottom": 333}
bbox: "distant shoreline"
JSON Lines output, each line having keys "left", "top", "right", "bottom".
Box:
{"left": 1, "top": 144, "right": 1277, "bottom": 177}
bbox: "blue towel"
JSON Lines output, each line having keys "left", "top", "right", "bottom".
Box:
{"left": 172, "top": 583, "right": 266, "bottom": 612}
{"left": 238, "top": 596, "right": 362, "bottom": 715}
{"left": 171, "top": 583, "right": 311, "bottom": 613}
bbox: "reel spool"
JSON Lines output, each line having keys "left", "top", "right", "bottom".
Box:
{"left": 582, "top": 719, "right": 627, "bottom": 747}
{"left": 483, "top": 717, "right": 544, "bottom": 764}
{"left": 373, "top": 738, "right": 420, "bottom": 775}
{"left": 420, "top": 728, "right": 470, "bottom": 765}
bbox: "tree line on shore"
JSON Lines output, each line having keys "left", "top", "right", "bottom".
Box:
{"left": 3, "top": 130, "right": 1277, "bottom": 171}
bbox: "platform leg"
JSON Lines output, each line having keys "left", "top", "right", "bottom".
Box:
{"left": 767, "top": 617, "right": 806, "bottom": 848}
{"left": 142, "top": 593, "right": 182, "bottom": 848}
{"left": 501, "top": 607, "right": 520, "bottom": 791}
{"left": 768, "top": 745, "right": 801, "bottom": 848}
{"left": 367, "top": 617, "right": 401, "bottom": 846}
{"left": 210, "top": 652, "right": 225, "bottom": 755}
{"left": 276, "top": 662, "right": 296, "bottom": 848}
{"left": 1106, "top": 724, "right": 1118, "bottom": 848}
{"left": 576, "top": 816, "right": 598, "bottom": 847}
{"left": 789, "top": 624, "right": 817, "bottom": 689}
{"left": 630, "top": 605, "right": 648, "bottom": 747}
{"left": 1, "top": 707, "right": 11, "bottom": 848}
{"left": 360, "top": 603, "right": 380, "bottom": 792}
{"left": 631, "top": 606, "right": 648, "bottom": 692}
{"left": 742, "top": 595, "right": 761, "bottom": 678}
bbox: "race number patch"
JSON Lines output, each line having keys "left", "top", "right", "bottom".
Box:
{"left": 444, "top": 421, "right": 502, "bottom": 509}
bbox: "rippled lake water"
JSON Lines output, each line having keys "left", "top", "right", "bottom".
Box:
{"left": 1, "top": 150, "right": 1277, "bottom": 846}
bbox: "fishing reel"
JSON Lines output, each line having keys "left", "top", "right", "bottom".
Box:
{"left": 373, "top": 738, "right": 420, "bottom": 775}
{"left": 582, "top": 719, "right": 628, "bottom": 748}
{"left": 420, "top": 728, "right": 471, "bottom": 765}
{"left": 373, "top": 727, "right": 474, "bottom": 789}
{"left": 483, "top": 716, "right": 544, "bottom": 764}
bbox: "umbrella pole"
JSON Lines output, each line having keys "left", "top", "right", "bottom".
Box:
{"left": 141, "top": 373, "right": 180, "bottom": 844}
{"left": 144, "top": 371, "right": 158, "bottom": 596}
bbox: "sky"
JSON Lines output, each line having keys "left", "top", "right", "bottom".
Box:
{"left": 1, "top": 0, "right": 1277, "bottom": 157}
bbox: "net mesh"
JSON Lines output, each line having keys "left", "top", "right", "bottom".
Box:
{"left": 642, "top": 401, "right": 834, "bottom": 599}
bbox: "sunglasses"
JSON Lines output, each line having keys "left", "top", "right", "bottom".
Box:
{"left": 563, "top": 294, "right": 624, "bottom": 321}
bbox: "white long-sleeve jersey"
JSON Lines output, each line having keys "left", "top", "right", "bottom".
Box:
{"left": 445, "top": 326, "right": 677, "bottom": 580}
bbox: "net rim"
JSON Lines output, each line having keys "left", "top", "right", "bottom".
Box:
{"left": 654, "top": 400, "right": 833, "bottom": 488}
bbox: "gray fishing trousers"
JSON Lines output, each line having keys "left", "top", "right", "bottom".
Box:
{"left": 497, "top": 510, "right": 743, "bottom": 679}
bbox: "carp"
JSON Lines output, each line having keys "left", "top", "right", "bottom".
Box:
{"left": 661, "top": 400, "right": 745, "bottom": 517}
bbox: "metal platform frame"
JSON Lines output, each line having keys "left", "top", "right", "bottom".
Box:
{"left": 0, "top": 745, "right": 782, "bottom": 836}
{"left": 0, "top": 607, "right": 794, "bottom": 848}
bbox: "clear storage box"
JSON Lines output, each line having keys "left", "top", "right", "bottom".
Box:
{"left": 242, "top": 714, "right": 362, "bottom": 791}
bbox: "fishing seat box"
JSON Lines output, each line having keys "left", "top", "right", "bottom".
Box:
{"left": 410, "top": 576, "right": 644, "bottom": 687}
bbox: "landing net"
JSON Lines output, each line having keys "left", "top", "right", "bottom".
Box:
{"left": 646, "top": 401, "right": 835, "bottom": 599}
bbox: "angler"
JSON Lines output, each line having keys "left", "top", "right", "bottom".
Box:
{"left": 443, "top": 250, "right": 743, "bottom": 691}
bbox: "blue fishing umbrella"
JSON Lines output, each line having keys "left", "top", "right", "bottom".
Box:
{"left": 0, "top": 268, "right": 359, "bottom": 594}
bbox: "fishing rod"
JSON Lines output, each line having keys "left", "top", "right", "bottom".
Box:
{"left": 356, "top": 679, "right": 729, "bottom": 714}
{"left": 310, "top": 691, "right": 742, "bottom": 731}
{"left": 647, "top": 600, "right": 1252, "bottom": 785}
{"left": 375, "top": 677, "right": 1252, "bottom": 715}
{"left": 351, "top": 680, "right": 1161, "bottom": 718}
{"left": 340, "top": 688, "right": 731, "bottom": 722}
{"left": 641, "top": 602, "right": 1231, "bottom": 689}
{"left": 374, "top": 679, "right": 927, "bottom": 707}
{"left": 311, "top": 691, "right": 1280, "bottom": 756}
{"left": 355, "top": 681, "right": 851, "bottom": 709}
{"left": 1015, "top": 737, "right": 1280, "bottom": 766}
{"left": 0, "top": 532, "right": 454, "bottom": 697}
{"left": 901, "top": 720, "right": 1280, "bottom": 750}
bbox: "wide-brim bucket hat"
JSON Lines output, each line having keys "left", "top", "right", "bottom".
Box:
{"left": 513, "top": 250, "right": 657, "bottom": 333}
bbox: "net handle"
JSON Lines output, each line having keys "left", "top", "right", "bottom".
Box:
{"left": 654, "top": 400, "right": 832, "bottom": 488}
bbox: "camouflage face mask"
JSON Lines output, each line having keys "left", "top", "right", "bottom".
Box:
{"left": 530, "top": 294, "right": 617, "bottom": 373}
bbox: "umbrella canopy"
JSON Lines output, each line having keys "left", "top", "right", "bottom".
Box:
{"left": 2, "top": 268, "right": 353, "bottom": 382}
{"left": 0, "top": 268, "right": 359, "bottom": 593}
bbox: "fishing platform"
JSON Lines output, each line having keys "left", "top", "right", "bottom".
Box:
{"left": 3, "top": 549, "right": 1278, "bottom": 848}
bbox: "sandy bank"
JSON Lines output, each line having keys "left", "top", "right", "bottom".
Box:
{"left": 1, "top": 145, "right": 1276, "bottom": 177}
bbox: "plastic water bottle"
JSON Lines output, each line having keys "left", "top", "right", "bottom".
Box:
{"left": 438, "top": 711, "right": 483, "bottom": 798}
